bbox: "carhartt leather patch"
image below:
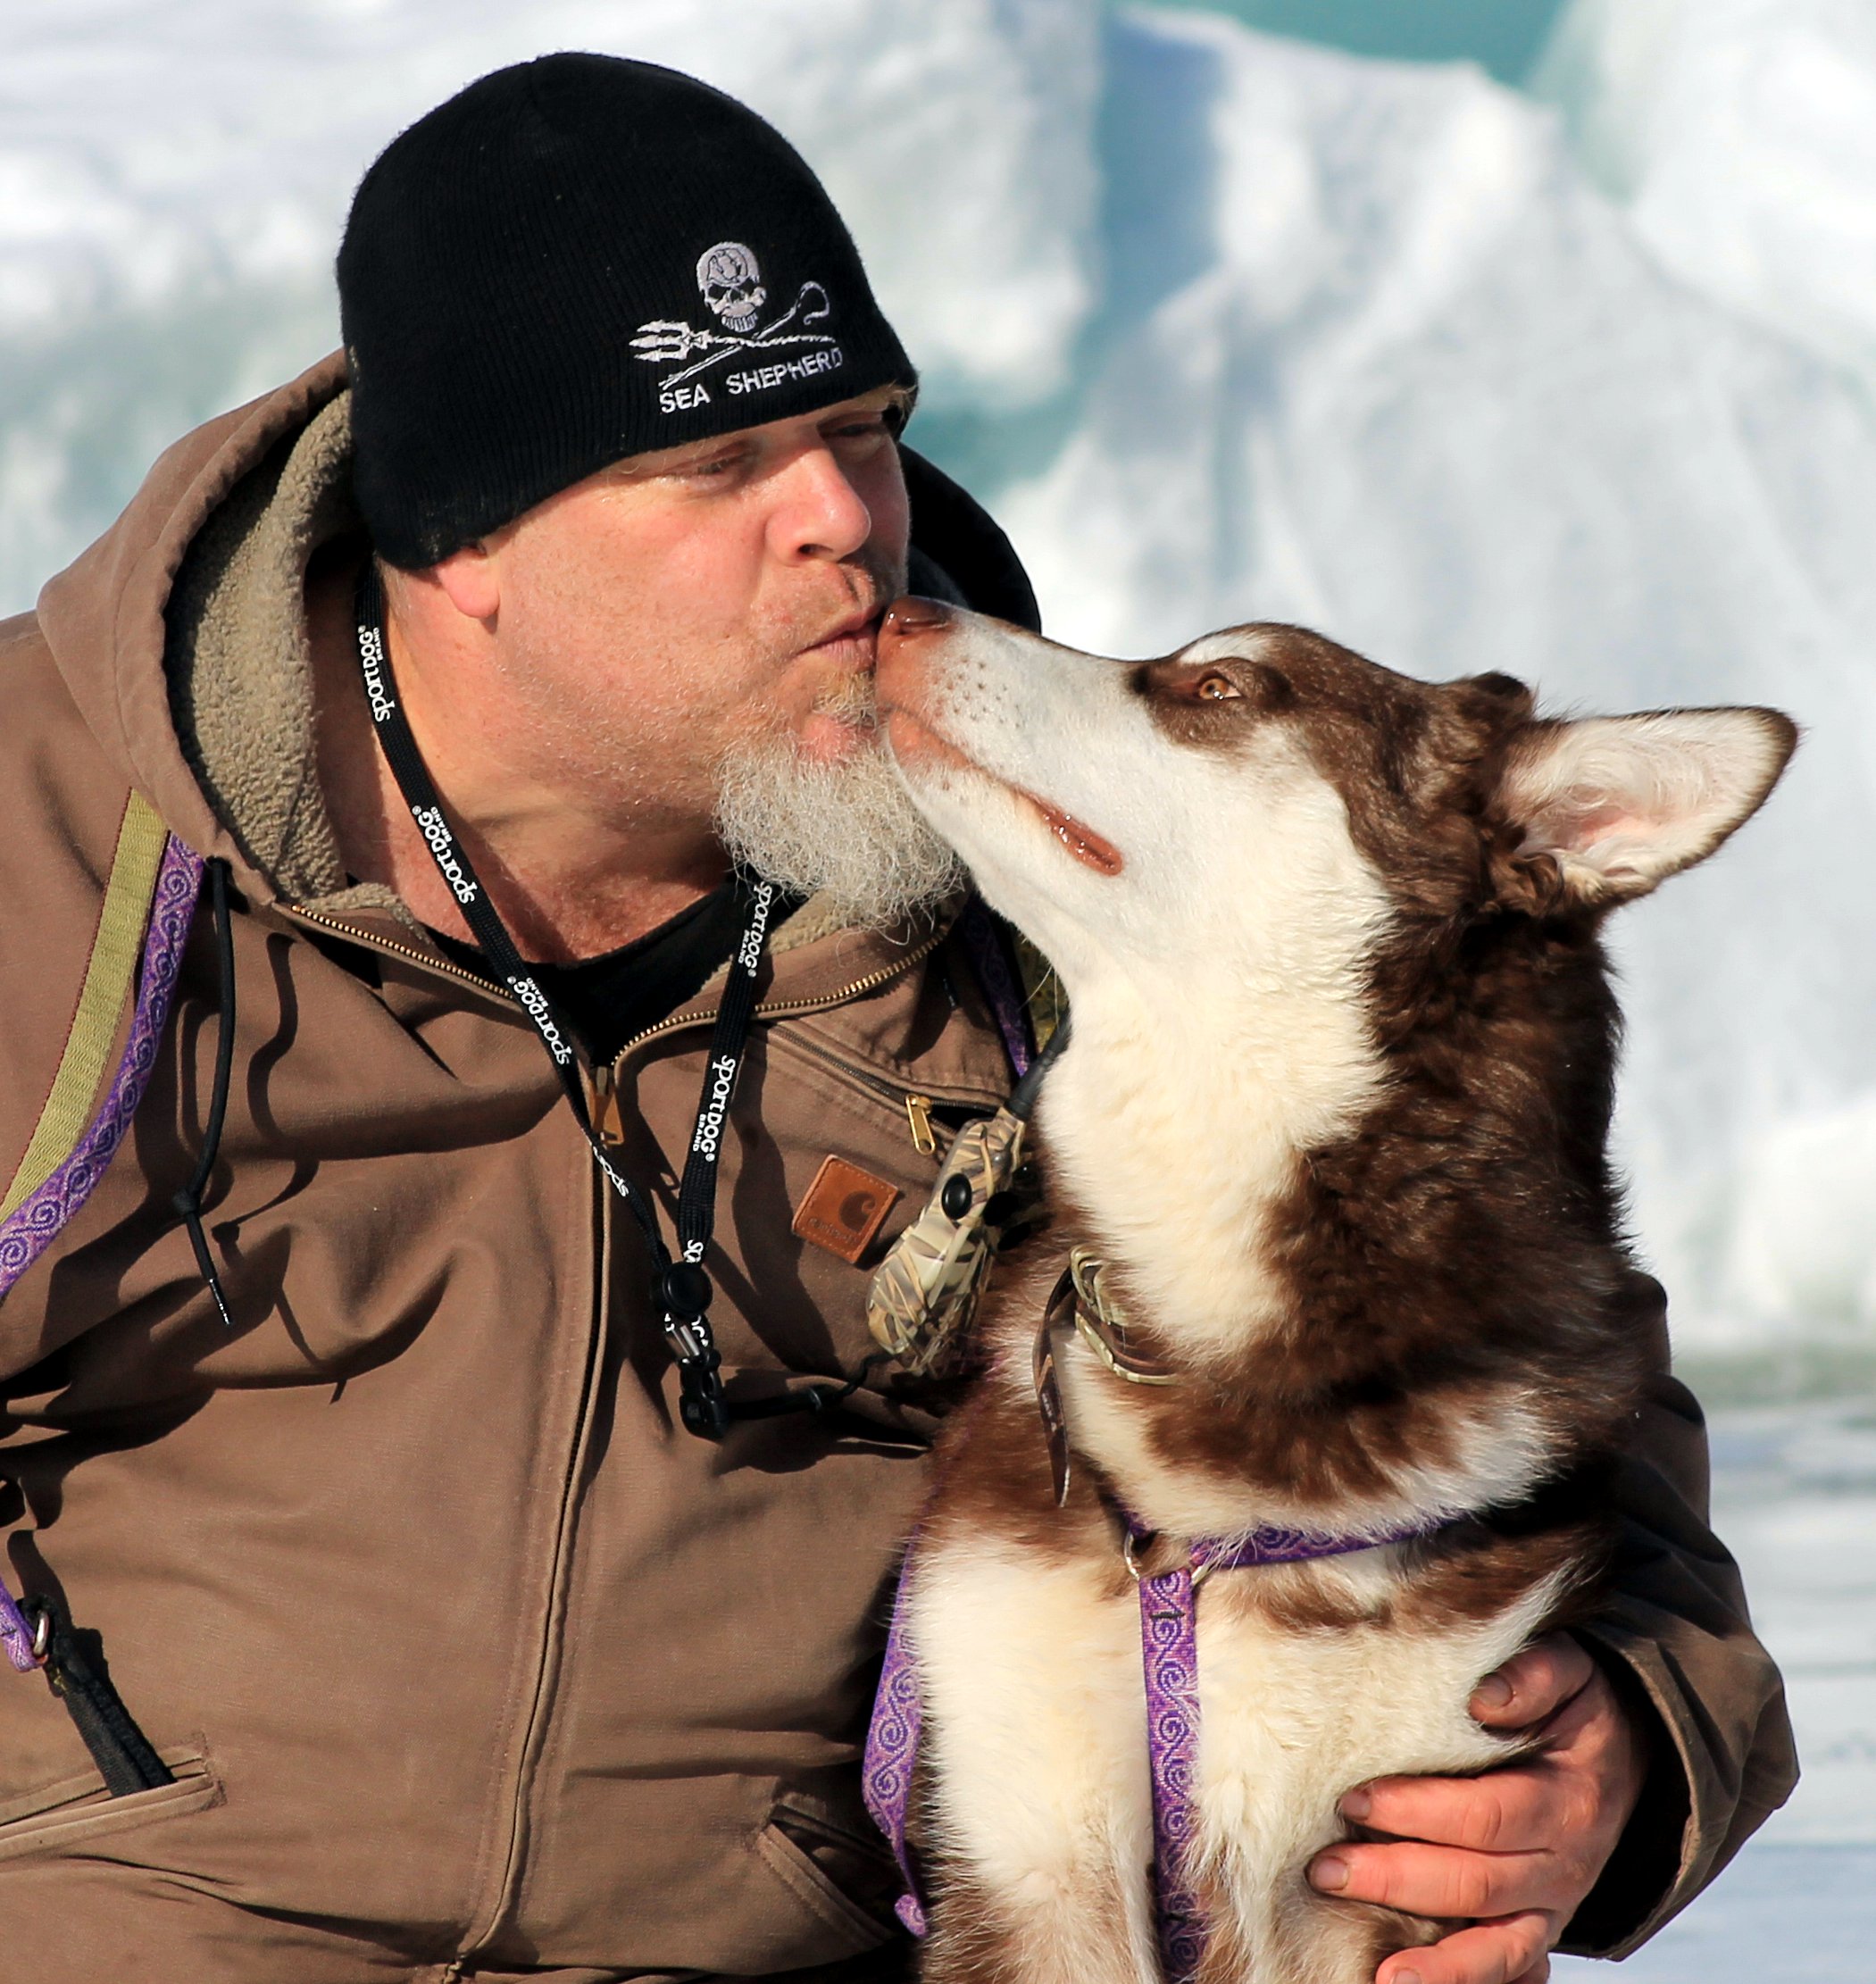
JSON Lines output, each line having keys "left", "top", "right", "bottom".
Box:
{"left": 793, "top": 1156, "right": 900, "bottom": 1265}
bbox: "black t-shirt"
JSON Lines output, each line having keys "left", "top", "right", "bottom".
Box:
{"left": 430, "top": 872, "right": 799, "bottom": 1064}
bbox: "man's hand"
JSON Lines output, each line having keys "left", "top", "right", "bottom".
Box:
{"left": 1305, "top": 1634, "right": 1650, "bottom": 1984}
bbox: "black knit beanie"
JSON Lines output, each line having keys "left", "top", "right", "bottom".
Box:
{"left": 338, "top": 54, "right": 916, "bottom": 568}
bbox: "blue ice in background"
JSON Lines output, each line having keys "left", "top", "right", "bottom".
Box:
{"left": 1134, "top": 0, "right": 1572, "bottom": 84}
{"left": 3, "top": 2, "right": 1872, "bottom": 1969}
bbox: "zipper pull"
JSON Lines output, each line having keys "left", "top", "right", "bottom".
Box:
{"left": 589, "top": 1063, "right": 624, "bottom": 1146}
{"left": 905, "top": 1092, "right": 938, "bottom": 1156}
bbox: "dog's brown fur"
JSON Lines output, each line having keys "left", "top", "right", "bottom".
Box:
{"left": 879, "top": 615, "right": 1795, "bottom": 1983}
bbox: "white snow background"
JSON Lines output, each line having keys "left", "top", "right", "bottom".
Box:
{"left": 3, "top": 0, "right": 1872, "bottom": 1971}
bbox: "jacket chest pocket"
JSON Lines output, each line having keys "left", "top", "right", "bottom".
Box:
{"left": 677, "top": 1029, "right": 997, "bottom": 1382}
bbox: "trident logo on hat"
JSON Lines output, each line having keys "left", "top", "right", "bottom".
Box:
{"left": 631, "top": 239, "right": 843, "bottom": 402}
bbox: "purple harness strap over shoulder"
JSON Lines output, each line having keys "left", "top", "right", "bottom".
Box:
{"left": 958, "top": 897, "right": 1033, "bottom": 1080}
{"left": 0, "top": 1586, "right": 40, "bottom": 1675}
{"left": 1131, "top": 1514, "right": 1447, "bottom": 1983}
{"left": 0, "top": 833, "right": 204, "bottom": 1671}
{"left": 863, "top": 1509, "right": 1451, "bottom": 1977}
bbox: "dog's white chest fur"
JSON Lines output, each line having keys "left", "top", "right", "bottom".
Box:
{"left": 909, "top": 1531, "right": 1562, "bottom": 1984}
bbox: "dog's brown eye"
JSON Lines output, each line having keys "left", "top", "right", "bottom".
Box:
{"left": 1196, "top": 674, "right": 1240, "bottom": 701}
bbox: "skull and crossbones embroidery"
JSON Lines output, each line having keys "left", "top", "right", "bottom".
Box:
{"left": 632, "top": 240, "right": 846, "bottom": 412}
{"left": 696, "top": 241, "right": 765, "bottom": 331}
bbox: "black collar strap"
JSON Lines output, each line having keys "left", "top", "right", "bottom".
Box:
{"left": 355, "top": 563, "right": 797, "bottom": 1439}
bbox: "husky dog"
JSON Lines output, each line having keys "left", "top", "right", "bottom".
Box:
{"left": 869, "top": 601, "right": 1794, "bottom": 1984}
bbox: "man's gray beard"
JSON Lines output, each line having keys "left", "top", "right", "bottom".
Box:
{"left": 713, "top": 679, "right": 963, "bottom": 931}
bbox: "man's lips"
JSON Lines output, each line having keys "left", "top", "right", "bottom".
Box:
{"left": 803, "top": 604, "right": 884, "bottom": 654}
{"left": 881, "top": 704, "right": 1125, "bottom": 877}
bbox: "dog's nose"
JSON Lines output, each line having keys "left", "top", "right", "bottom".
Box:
{"left": 882, "top": 596, "right": 954, "bottom": 638}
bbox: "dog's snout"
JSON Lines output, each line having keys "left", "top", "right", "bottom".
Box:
{"left": 882, "top": 596, "right": 955, "bottom": 639}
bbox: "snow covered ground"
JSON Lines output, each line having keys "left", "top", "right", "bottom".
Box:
{"left": 1556, "top": 1840, "right": 1876, "bottom": 1980}
{"left": 4, "top": 3, "right": 1872, "bottom": 1958}
{"left": 1556, "top": 1389, "right": 1876, "bottom": 1977}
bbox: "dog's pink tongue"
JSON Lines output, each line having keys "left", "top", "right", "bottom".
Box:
{"left": 1038, "top": 803, "right": 1124, "bottom": 876}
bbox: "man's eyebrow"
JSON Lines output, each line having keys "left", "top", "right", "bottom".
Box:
{"left": 821, "top": 387, "right": 913, "bottom": 421}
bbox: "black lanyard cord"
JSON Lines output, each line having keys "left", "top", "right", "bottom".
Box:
{"left": 354, "top": 565, "right": 799, "bottom": 1439}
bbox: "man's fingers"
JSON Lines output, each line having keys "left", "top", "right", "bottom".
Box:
{"left": 1469, "top": 1632, "right": 1596, "bottom": 1730}
{"left": 1373, "top": 1913, "right": 1553, "bottom": 1984}
{"left": 1320, "top": 1649, "right": 1642, "bottom": 1984}
{"left": 1342, "top": 1761, "right": 1574, "bottom": 1854}
{"left": 1308, "top": 1840, "right": 1575, "bottom": 1921}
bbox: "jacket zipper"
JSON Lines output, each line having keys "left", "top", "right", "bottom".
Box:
{"left": 277, "top": 903, "right": 504, "bottom": 995}
{"left": 282, "top": 899, "right": 958, "bottom": 1952}
{"left": 286, "top": 900, "right": 969, "bottom": 1154}
{"left": 285, "top": 904, "right": 960, "bottom": 1140}
{"left": 463, "top": 950, "right": 957, "bottom": 1957}
{"left": 462, "top": 1157, "right": 613, "bottom": 1966}
{"left": 594, "top": 1057, "right": 940, "bottom": 1160}
{"left": 607, "top": 927, "right": 950, "bottom": 1055}
{"left": 757, "top": 1027, "right": 979, "bottom": 1157}
{"left": 592, "top": 963, "right": 996, "bottom": 1163}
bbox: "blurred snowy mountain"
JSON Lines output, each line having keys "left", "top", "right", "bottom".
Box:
{"left": 0, "top": 0, "right": 1104, "bottom": 599}
{"left": 4, "top": 0, "right": 1873, "bottom": 1361}
{"left": 1534, "top": 0, "right": 1876, "bottom": 393}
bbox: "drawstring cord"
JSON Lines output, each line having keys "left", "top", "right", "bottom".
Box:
{"left": 171, "top": 856, "right": 237, "bottom": 1330}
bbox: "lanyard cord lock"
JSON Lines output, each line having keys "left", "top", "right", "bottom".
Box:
{"left": 661, "top": 1260, "right": 713, "bottom": 1323}
{"left": 674, "top": 1340, "right": 731, "bottom": 1440}
{"left": 659, "top": 1259, "right": 730, "bottom": 1438}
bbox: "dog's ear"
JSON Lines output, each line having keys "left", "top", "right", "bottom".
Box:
{"left": 1490, "top": 707, "right": 1797, "bottom": 912}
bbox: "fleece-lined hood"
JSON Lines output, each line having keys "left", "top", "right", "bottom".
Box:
{"left": 34, "top": 354, "right": 354, "bottom": 904}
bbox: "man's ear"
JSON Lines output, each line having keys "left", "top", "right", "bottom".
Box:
{"left": 426, "top": 539, "right": 502, "bottom": 625}
{"left": 1492, "top": 707, "right": 1797, "bottom": 911}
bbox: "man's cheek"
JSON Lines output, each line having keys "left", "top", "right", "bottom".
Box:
{"left": 864, "top": 449, "right": 911, "bottom": 548}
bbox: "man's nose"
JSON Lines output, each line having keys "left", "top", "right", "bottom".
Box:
{"left": 773, "top": 445, "right": 872, "bottom": 562}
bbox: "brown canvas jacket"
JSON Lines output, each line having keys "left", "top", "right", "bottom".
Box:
{"left": 0, "top": 356, "right": 1793, "bottom": 1979}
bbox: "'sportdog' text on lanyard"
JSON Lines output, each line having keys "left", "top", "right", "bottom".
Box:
{"left": 355, "top": 564, "right": 796, "bottom": 1439}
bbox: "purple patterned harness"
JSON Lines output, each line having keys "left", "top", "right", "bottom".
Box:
{"left": 0, "top": 830, "right": 204, "bottom": 1672}
{"left": 863, "top": 1498, "right": 1447, "bottom": 1979}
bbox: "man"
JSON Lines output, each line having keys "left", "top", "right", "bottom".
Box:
{"left": 0, "top": 52, "right": 1792, "bottom": 1984}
